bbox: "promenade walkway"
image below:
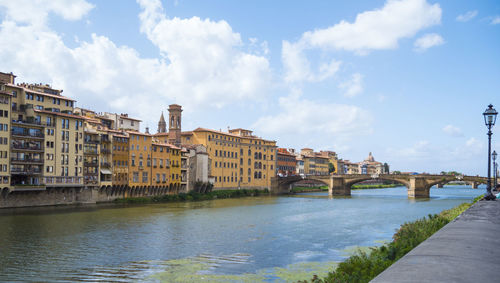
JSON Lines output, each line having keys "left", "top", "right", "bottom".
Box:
{"left": 372, "top": 198, "right": 500, "bottom": 283}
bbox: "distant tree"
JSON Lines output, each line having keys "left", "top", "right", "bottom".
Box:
{"left": 329, "top": 162, "right": 335, "bottom": 173}
{"left": 393, "top": 170, "right": 401, "bottom": 175}
{"left": 383, "top": 163, "right": 389, "bottom": 173}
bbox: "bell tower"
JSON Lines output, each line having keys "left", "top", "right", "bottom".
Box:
{"left": 168, "top": 104, "right": 182, "bottom": 146}
{"left": 157, "top": 111, "right": 166, "bottom": 133}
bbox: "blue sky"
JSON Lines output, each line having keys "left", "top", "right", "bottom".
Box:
{"left": 0, "top": 0, "right": 499, "bottom": 175}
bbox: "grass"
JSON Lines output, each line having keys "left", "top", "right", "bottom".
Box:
{"left": 114, "top": 189, "right": 269, "bottom": 204}
{"left": 291, "top": 186, "right": 329, "bottom": 193}
{"left": 299, "top": 194, "right": 483, "bottom": 283}
{"left": 351, "top": 184, "right": 400, "bottom": 190}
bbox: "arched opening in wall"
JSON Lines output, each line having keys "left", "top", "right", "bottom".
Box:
{"left": 288, "top": 179, "right": 329, "bottom": 192}
{"left": 130, "top": 187, "right": 135, "bottom": 197}
{"left": 1, "top": 187, "right": 9, "bottom": 199}
{"left": 347, "top": 178, "right": 408, "bottom": 193}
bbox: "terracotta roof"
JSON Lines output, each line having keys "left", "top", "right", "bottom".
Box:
{"left": 193, "top": 127, "right": 276, "bottom": 143}
{"left": 34, "top": 109, "right": 84, "bottom": 119}
{"left": 9, "top": 83, "right": 76, "bottom": 101}
{"left": 0, "top": 90, "right": 13, "bottom": 96}
{"left": 152, "top": 142, "right": 170, "bottom": 147}
{"left": 126, "top": 130, "right": 152, "bottom": 136}
{"left": 154, "top": 132, "right": 170, "bottom": 136}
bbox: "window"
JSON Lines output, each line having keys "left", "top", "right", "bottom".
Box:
{"left": 133, "top": 172, "right": 139, "bottom": 182}
{"left": 142, "top": 172, "right": 148, "bottom": 182}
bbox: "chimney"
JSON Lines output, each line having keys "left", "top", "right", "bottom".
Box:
{"left": 145, "top": 127, "right": 150, "bottom": 134}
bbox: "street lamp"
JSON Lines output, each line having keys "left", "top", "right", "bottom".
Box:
{"left": 493, "top": 150, "right": 498, "bottom": 191}
{"left": 483, "top": 104, "right": 498, "bottom": 200}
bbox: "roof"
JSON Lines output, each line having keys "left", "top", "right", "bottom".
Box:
{"left": 34, "top": 109, "right": 84, "bottom": 119}
{"left": 152, "top": 142, "right": 170, "bottom": 147}
{"left": 154, "top": 132, "right": 170, "bottom": 136}
{"left": 9, "top": 83, "right": 76, "bottom": 101}
{"left": 126, "top": 130, "right": 152, "bottom": 137}
{"left": 119, "top": 115, "right": 142, "bottom": 122}
{"left": 0, "top": 90, "right": 13, "bottom": 96}
{"left": 193, "top": 127, "right": 276, "bottom": 143}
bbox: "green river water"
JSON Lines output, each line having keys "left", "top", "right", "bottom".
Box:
{"left": 0, "top": 186, "right": 483, "bottom": 282}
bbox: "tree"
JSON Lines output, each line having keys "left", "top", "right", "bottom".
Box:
{"left": 383, "top": 163, "right": 390, "bottom": 174}
{"left": 329, "top": 162, "right": 335, "bottom": 174}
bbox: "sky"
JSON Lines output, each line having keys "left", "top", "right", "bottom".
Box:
{"left": 0, "top": 0, "right": 499, "bottom": 175}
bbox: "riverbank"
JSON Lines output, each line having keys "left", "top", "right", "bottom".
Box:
{"left": 302, "top": 194, "right": 482, "bottom": 283}
{"left": 351, "top": 184, "right": 400, "bottom": 190}
{"left": 290, "top": 186, "right": 328, "bottom": 193}
{"left": 114, "top": 189, "right": 269, "bottom": 204}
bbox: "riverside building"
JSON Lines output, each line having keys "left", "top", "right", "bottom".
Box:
{"left": 0, "top": 72, "right": 85, "bottom": 190}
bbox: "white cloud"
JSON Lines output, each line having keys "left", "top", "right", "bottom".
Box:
{"left": 282, "top": 0, "right": 441, "bottom": 83}
{"left": 253, "top": 92, "right": 373, "bottom": 146}
{"left": 442, "top": 124, "right": 464, "bottom": 137}
{"left": 137, "top": 0, "right": 272, "bottom": 107}
{"left": 302, "top": 0, "right": 441, "bottom": 53}
{"left": 414, "top": 33, "right": 444, "bottom": 52}
{"left": 456, "top": 10, "right": 478, "bottom": 22}
{"left": 339, "top": 73, "right": 363, "bottom": 97}
{"left": 0, "top": 0, "right": 272, "bottom": 130}
{"left": 282, "top": 40, "right": 341, "bottom": 83}
{"left": 0, "top": 0, "right": 94, "bottom": 26}
{"left": 492, "top": 16, "right": 500, "bottom": 25}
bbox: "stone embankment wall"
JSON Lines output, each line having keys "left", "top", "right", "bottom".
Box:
{"left": 0, "top": 186, "right": 175, "bottom": 209}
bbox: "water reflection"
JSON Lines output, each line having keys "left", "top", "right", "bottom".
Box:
{"left": 0, "top": 186, "right": 482, "bottom": 282}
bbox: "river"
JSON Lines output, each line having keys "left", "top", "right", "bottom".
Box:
{"left": 0, "top": 185, "right": 483, "bottom": 282}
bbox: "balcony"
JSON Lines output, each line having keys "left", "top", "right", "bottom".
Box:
{"left": 11, "top": 157, "right": 43, "bottom": 164}
{"left": 100, "top": 148, "right": 111, "bottom": 154}
{"left": 11, "top": 167, "right": 42, "bottom": 175}
{"left": 84, "top": 161, "right": 99, "bottom": 167}
{"left": 11, "top": 130, "right": 44, "bottom": 139}
{"left": 11, "top": 119, "right": 44, "bottom": 128}
{"left": 11, "top": 144, "right": 43, "bottom": 152}
{"left": 100, "top": 162, "right": 111, "bottom": 168}
{"left": 83, "top": 149, "right": 98, "bottom": 155}
{"left": 44, "top": 176, "right": 83, "bottom": 187}
{"left": 84, "top": 140, "right": 100, "bottom": 144}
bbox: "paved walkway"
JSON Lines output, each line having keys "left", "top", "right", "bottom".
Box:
{"left": 372, "top": 198, "right": 500, "bottom": 283}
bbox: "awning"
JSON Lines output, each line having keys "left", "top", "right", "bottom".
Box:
{"left": 100, "top": 168, "right": 112, "bottom": 174}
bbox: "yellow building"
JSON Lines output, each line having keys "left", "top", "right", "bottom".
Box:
{"left": 300, "top": 148, "right": 329, "bottom": 176}
{"left": 0, "top": 83, "right": 11, "bottom": 188}
{"left": 111, "top": 131, "right": 129, "bottom": 187}
{"left": 1, "top": 72, "right": 84, "bottom": 189}
{"left": 182, "top": 127, "right": 277, "bottom": 190}
{"left": 168, "top": 144, "right": 181, "bottom": 190}
{"left": 151, "top": 142, "right": 171, "bottom": 187}
{"left": 128, "top": 131, "right": 152, "bottom": 187}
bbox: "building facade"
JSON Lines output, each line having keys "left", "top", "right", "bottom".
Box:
{"left": 277, "top": 148, "right": 297, "bottom": 176}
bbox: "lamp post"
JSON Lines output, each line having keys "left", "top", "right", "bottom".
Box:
{"left": 493, "top": 151, "right": 498, "bottom": 191}
{"left": 483, "top": 104, "right": 498, "bottom": 200}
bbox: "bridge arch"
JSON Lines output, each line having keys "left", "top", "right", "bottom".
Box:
{"left": 345, "top": 177, "right": 410, "bottom": 189}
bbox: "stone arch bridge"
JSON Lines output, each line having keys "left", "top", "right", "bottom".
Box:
{"left": 271, "top": 174, "right": 488, "bottom": 198}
